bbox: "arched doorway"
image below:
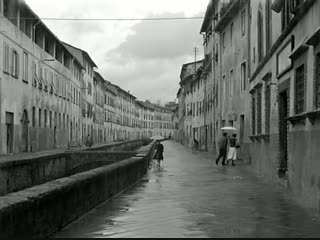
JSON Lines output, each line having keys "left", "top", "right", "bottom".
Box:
{"left": 21, "top": 110, "right": 29, "bottom": 152}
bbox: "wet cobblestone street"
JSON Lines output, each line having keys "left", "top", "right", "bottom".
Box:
{"left": 54, "top": 141, "right": 320, "bottom": 238}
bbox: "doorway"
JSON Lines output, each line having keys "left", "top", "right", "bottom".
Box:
{"left": 54, "top": 127, "right": 57, "bottom": 148}
{"left": 6, "top": 112, "right": 14, "bottom": 154}
{"left": 70, "top": 122, "right": 73, "bottom": 141}
{"left": 21, "top": 110, "right": 29, "bottom": 152}
{"left": 279, "top": 89, "right": 289, "bottom": 178}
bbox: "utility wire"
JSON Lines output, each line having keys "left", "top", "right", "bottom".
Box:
{"left": 1, "top": 16, "right": 208, "bottom": 21}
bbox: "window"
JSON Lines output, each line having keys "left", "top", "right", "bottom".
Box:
{"left": 266, "top": 0, "right": 272, "bottom": 52}
{"left": 230, "top": 23, "right": 233, "bottom": 46}
{"left": 257, "top": 6, "right": 264, "bottom": 63}
{"left": 222, "top": 32, "right": 226, "bottom": 50}
{"left": 50, "top": 111, "right": 52, "bottom": 128}
{"left": 281, "top": 0, "right": 294, "bottom": 31}
{"left": 251, "top": 93, "right": 256, "bottom": 135}
{"left": 223, "top": 75, "right": 226, "bottom": 100}
{"left": 44, "top": 110, "right": 47, "bottom": 128}
{"left": 11, "top": 50, "right": 19, "bottom": 78}
{"left": 257, "top": 87, "right": 262, "bottom": 134}
{"left": 230, "top": 70, "right": 233, "bottom": 97}
{"left": 22, "top": 52, "right": 28, "bottom": 82}
{"left": 241, "top": 62, "right": 247, "bottom": 91}
{"left": 315, "top": 53, "right": 320, "bottom": 109}
{"left": 265, "top": 82, "right": 271, "bottom": 134}
{"left": 39, "top": 109, "right": 42, "bottom": 127}
{"left": 3, "top": 43, "right": 9, "bottom": 73}
{"left": 295, "top": 64, "right": 305, "bottom": 114}
{"left": 241, "top": 9, "right": 246, "bottom": 36}
{"left": 32, "top": 107, "right": 36, "bottom": 127}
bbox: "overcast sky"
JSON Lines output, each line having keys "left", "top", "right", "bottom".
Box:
{"left": 26, "top": 0, "right": 208, "bottom": 105}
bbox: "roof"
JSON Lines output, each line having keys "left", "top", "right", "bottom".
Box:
{"left": 93, "top": 71, "right": 104, "bottom": 82}
{"left": 113, "top": 85, "right": 137, "bottom": 99}
{"left": 105, "top": 82, "right": 118, "bottom": 96}
{"left": 200, "top": 0, "right": 215, "bottom": 33}
{"left": 21, "top": 2, "right": 84, "bottom": 69}
{"left": 63, "top": 42, "right": 98, "bottom": 68}
{"left": 179, "top": 60, "right": 204, "bottom": 85}
{"left": 214, "top": 0, "right": 247, "bottom": 33}
{"left": 176, "top": 88, "right": 182, "bottom": 97}
{"left": 137, "top": 101, "right": 155, "bottom": 110}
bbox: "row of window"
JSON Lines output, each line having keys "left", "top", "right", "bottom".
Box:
{"left": 31, "top": 107, "right": 79, "bottom": 131}
{"left": 221, "top": 62, "right": 248, "bottom": 100}
{"left": 3, "top": 42, "right": 82, "bottom": 106}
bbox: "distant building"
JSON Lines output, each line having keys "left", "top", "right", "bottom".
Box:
{"left": 63, "top": 42, "right": 97, "bottom": 145}
{"left": 179, "top": 60, "right": 203, "bottom": 148}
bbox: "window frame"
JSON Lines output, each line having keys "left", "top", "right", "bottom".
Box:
{"left": 22, "top": 51, "right": 28, "bottom": 83}
{"left": 3, "top": 42, "right": 10, "bottom": 74}
{"left": 11, "top": 49, "right": 19, "bottom": 78}
{"left": 295, "top": 64, "right": 306, "bottom": 114}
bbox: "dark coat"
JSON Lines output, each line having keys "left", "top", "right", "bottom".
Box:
{"left": 155, "top": 143, "right": 164, "bottom": 160}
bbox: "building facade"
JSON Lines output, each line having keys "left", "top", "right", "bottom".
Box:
{"left": 0, "top": 0, "right": 84, "bottom": 154}
{"left": 104, "top": 82, "right": 117, "bottom": 142}
{"left": 179, "top": 60, "right": 204, "bottom": 148}
{"left": 0, "top": 0, "right": 176, "bottom": 155}
{"left": 249, "top": 0, "right": 320, "bottom": 211}
{"left": 63, "top": 42, "right": 97, "bottom": 146}
{"left": 214, "top": 0, "right": 251, "bottom": 160}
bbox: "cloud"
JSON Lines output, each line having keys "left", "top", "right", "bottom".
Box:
{"left": 25, "top": 0, "right": 208, "bottom": 104}
{"left": 102, "top": 11, "right": 205, "bottom": 104}
{"left": 108, "top": 12, "right": 204, "bottom": 61}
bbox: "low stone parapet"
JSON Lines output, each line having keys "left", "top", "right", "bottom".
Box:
{"left": 0, "top": 140, "right": 156, "bottom": 238}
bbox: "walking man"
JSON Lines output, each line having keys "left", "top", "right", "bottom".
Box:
{"left": 216, "top": 133, "right": 228, "bottom": 166}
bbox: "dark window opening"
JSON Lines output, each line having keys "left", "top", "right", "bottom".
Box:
{"left": 295, "top": 64, "right": 305, "bottom": 114}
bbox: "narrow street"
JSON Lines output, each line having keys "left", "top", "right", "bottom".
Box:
{"left": 54, "top": 141, "right": 320, "bottom": 238}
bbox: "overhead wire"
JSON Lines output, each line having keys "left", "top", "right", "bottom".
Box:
{"left": 2, "top": 16, "right": 208, "bottom": 21}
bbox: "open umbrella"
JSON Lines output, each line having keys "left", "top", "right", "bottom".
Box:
{"left": 151, "top": 135, "right": 165, "bottom": 140}
{"left": 221, "top": 126, "right": 238, "bottom": 131}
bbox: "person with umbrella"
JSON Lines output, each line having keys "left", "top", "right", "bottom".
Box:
{"left": 227, "top": 133, "right": 240, "bottom": 166}
{"left": 216, "top": 132, "right": 228, "bottom": 165}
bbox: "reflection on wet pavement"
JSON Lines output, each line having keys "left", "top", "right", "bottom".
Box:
{"left": 54, "top": 141, "right": 320, "bottom": 238}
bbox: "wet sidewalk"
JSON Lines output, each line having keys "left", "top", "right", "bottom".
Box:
{"left": 54, "top": 141, "right": 320, "bottom": 238}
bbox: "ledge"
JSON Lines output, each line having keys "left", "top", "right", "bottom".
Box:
{"left": 249, "top": 82, "right": 263, "bottom": 94}
{"left": 286, "top": 110, "right": 320, "bottom": 125}
{"left": 262, "top": 72, "right": 272, "bottom": 82}
{"left": 249, "top": 134, "right": 270, "bottom": 142}
{"left": 286, "top": 113, "right": 307, "bottom": 126}
{"left": 260, "top": 134, "right": 270, "bottom": 142}
{"left": 289, "top": 43, "right": 309, "bottom": 60}
{"left": 305, "top": 27, "right": 320, "bottom": 46}
{"left": 305, "top": 110, "right": 320, "bottom": 125}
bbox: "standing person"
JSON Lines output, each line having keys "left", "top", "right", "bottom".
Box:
{"left": 227, "top": 134, "right": 239, "bottom": 166}
{"left": 155, "top": 141, "right": 164, "bottom": 167}
{"left": 86, "top": 134, "right": 91, "bottom": 147}
{"left": 193, "top": 138, "right": 199, "bottom": 151}
{"left": 216, "top": 133, "right": 228, "bottom": 165}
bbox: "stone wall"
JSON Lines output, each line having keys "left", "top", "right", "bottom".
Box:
{"left": 0, "top": 139, "right": 152, "bottom": 196}
{"left": 0, "top": 140, "right": 157, "bottom": 238}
